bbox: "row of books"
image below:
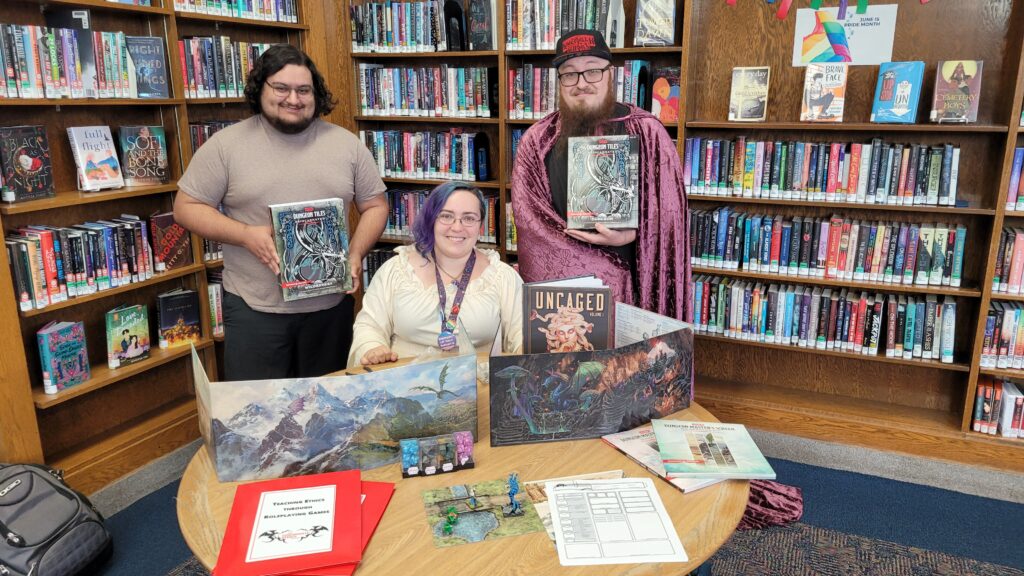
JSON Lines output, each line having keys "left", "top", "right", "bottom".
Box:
{"left": 189, "top": 120, "right": 238, "bottom": 153}
{"left": 0, "top": 124, "right": 169, "bottom": 202}
{"left": 972, "top": 379, "right": 1024, "bottom": 438}
{"left": 992, "top": 227, "right": 1024, "bottom": 295}
{"left": 383, "top": 188, "right": 499, "bottom": 242}
{"left": 350, "top": 0, "right": 459, "bottom": 52}
{"left": 207, "top": 268, "right": 224, "bottom": 337}
{"left": 1005, "top": 148, "right": 1024, "bottom": 211}
{"left": 506, "top": 201, "right": 518, "bottom": 251}
{"left": 5, "top": 212, "right": 193, "bottom": 312}
{"left": 693, "top": 274, "right": 958, "bottom": 363}
{"left": 202, "top": 237, "right": 223, "bottom": 262}
{"left": 356, "top": 64, "right": 497, "bottom": 118}
{"left": 362, "top": 246, "right": 396, "bottom": 287}
{"left": 172, "top": 0, "right": 301, "bottom": 23}
{"left": 359, "top": 129, "right": 491, "bottom": 182}
{"left": 981, "top": 302, "right": 1024, "bottom": 370}
{"left": 0, "top": 23, "right": 168, "bottom": 100}
{"left": 505, "top": 0, "right": 628, "bottom": 50}
{"left": 684, "top": 137, "right": 961, "bottom": 207}
{"left": 728, "top": 60, "right": 982, "bottom": 124}
{"left": 177, "top": 37, "right": 272, "bottom": 100}
{"left": 689, "top": 209, "right": 967, "bottom": 288}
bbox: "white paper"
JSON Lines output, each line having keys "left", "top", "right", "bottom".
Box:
{"left": 546, "top": 478, "right": 687, "bottom": 566}
{"left": 614, "top": 303, "right": 692, "bottom": 348}
{"left": 246, "top": 485, "right": 336, "bottom": 562}
{"left": 792, "top": 5, "right": 898, "bottom": 67}
{"left": 523, "top": 470, "right": 625, "bottom": 540}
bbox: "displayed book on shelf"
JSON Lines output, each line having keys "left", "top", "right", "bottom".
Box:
{"left": 602, "top": 424, "right": 721, "bottom": 493}
{"left": 149, "top": 212, "right": 193, "bottom": 272}
{"left": 467, "top": 0, "right": 497, "bottom": 50}
{"left": 118, "top": 126, "right": 169, "bottom": 186}
{"left": 156, "top": 288, "right": 201, "bottom": 349}
{"left": 124, "top": 36, "right": 169, "bottom": 99}
{"left": 650, "top": 419, "right": 776, "bottom": 480}
{"left": 67, "top": 126, "right": 124, "bottom": 192}
{"left": 693, "top": 275, "right": 958, "bottom": 363}
{"left": 523, "top": 275, "right": 612, "bottom": 354}
{"left": 357, "top": 64, "right": 498, "bottom": 118}
{"left": 270, "top": 198, "right": 353, "bottom": 300}
{"left": 505, "top": 0, "right": 626, "bottom": 50}
{"left": 0, "top": 125, "right": 54, "bottom": 203}
{"left": 930, "top": 60, "right": 983, "bottom": 123}
{"left": 634, "top": 0, "right": 676, "bottom": 47}
{"left": 683, "top": 136, "right": 961, "bottom": 208}
{"left": 870, "top": 61, "right": 925, "bottom": 124}
{"left": 177, "top": 37, "right": 271, "bottom": 100}
{"left": 172, "top": 0, "right": 299, "bottom": 23}
{"left": 728, "top": 66, "right": 770, "bottom": 122}
{"left": 36, "top": 320, "right": 89, "bottom": 394}
{"left": 567, "top": 134, "right": 639, "bottom": 230}
{"left": 689, "top": 209, "right": 967, "bottom": 288}
{"left": 105, "top": 303, "right": 150, "bottom": 369}
{"left": 800, "top": 63, "right": 847, "bottom": 123}
{"left": 651, "top": 66, "right": 681, "bottom": 123}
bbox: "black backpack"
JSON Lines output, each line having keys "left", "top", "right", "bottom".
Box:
{"left": 0, "top": 464, "right": 112, "bottom": 576}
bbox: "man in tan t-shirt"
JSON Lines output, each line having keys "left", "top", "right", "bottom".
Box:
{"left": 174, "top": 44, "right": 388, "bottom": 380}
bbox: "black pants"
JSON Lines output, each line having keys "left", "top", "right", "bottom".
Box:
{"left": 222, "top": 291, "right": 354, "bottom": 381}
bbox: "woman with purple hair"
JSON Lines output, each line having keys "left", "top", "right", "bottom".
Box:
{"left": 347, "top": 182, "right": 524, "bottom": 367}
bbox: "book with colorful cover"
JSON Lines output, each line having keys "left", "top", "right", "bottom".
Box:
{"left": 930, "top": 60, "right": 983, "bottom": 123}
{"left": 870, "top": 61, "right": 925, "bottom": 124}
{"left": 602, "top": 425, "right": 721, "bottom": 493}
{"left": 67, "top": 126, "right": 124, "bottom": 191}
{"left": 125, "top": 36, "right": 169, "bottom": 98}
{"left": 119, "top": 126, "right": 169, "bottom": 186}
{"left": 523, "top": 276, "right": 612, "bottom": 354}
{"left": 633, "top": 0, "right": 676, "bottom": 47}
{"left": 156, "top": 288, "right": 201, "bottom": 348}
{"left": 105, "top": 303, "right": 150, "bottom": 369}
{"left": 728, "top": 66, "right": 770, "bottom": 122}
{"left": 800, "top": 63, "right": 847, "bottom": 122}
{"left": 651, "top": 66, "right": 681, "bottom": 123}
{"left": 149, "top": 211, "right": 193, "bottom": 272}
{"left": 0, "top": 125, "right": 54, "bottom": 203}
{"left": 37, "top": 321, "right": 90, "bottom": 394}
{"left": 650, "top": 419, "right": 776, "bottom": 480}
{"left": 567, "top": 134, "right": 639, "bottom": 230}
{"left": 270, "top": 198, "right": 352, "bottom": 301}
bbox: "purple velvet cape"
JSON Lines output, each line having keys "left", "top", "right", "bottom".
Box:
{"left": 510, "top": 104, "right": 692, "bottom": 322}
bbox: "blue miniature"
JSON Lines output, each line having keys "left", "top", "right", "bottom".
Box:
{"left": 504, "top": 473, "right": 524, "bottom": 517}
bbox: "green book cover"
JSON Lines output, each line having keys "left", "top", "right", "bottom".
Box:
{"left": 105, "top": 303, "right": 150, "bottom": 369}
{"left": 650, "top": 419, "right": 776, "bottom": 480}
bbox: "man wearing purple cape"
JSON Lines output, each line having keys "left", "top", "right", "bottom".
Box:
{"left": 510, "top": 29, "right": 690, "bottom": 321}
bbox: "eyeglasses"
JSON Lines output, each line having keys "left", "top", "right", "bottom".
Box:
{"left": 266, "top": 82, "right": 314, "bottom": 98}
{"left": 437, "top": 212, "right": 482, "bottom": 227}
{"left": 558, "top": 66, "right": 611, "bottom": 87}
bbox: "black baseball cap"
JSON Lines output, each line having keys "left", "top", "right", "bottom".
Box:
{"left": 553, "top": 29, "right": 613, "bottom": 68}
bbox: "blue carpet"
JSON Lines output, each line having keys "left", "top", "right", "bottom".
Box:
{"left": 96, "top": 456, "right": 1024, "bottom": 574}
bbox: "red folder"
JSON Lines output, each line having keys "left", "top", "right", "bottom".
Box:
{"left": 213, "top": 470, "right": 362, "bottom": 576}
{"left": 288, "top": 481, "right": 396, "bottom": 576}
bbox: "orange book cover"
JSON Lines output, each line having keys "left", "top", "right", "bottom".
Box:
{"left": 800, "top": 63, "right": 847, "bottom": 122}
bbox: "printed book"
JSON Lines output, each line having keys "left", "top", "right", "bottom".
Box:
{"left": 270, "top": 198, "right": 352, "bottom": 301}
{"left": 650, "top": 419, "right": 776, "bottom": 480}
{"left": 651, "top": 66, "right": 681, "bottom": 123}
{"left": 728, "top": 66, "right": 770, "bottom": 122}
{"left": 149, "top": 211, "right": 193, "bottom": 272}
{"left": 602, "top": 425, "right": 721, "bottom": 493}
{"left": 156, "top": 288, "right": 201, "bottom": 348}
{"left": 67, "top": 126, "right": 124, "bottom": 191}
{"left": 119, "top": 126, "right": 169, "bottom": 186}
{"left": 523, "top": 276, "right": 612, "bottom": 354}
{"left": 105, "top": 304, "right": 150, "bottom": 369}
{"left": 870, "top": 61, "right": 925, "bottom": 124}
{"left": 800, "top": 63, "right": 847, "bottom": 122}
{"left": 0, "top": 125, "right": 54, "bottom": 203}
{"left": 37, "top": 321, "right": 90, "bottom": 395}
{"left": 930, "top": 60, "right": 983, "bottom": 123}
{"left": 125, "top": 36, "right": 169, "bottom": 98}
{"left": 634, "top": 0, "right": 676, "bottom": 46}
{"left": 567, "top": 134, "right": 639, "bottom": 230}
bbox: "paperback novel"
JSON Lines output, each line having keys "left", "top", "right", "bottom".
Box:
{"left": 800, "top": 63, "right": 847, "bottom": 123}
{"left": 728, "top": 66, "right": 770, "bottom": 122}
{"left": 149, "top": 211, "right": 193, "bottom": 272}
{"left": 634, "top": 0, "right": 676, "bottom": 46}
{"left": 651, "top": 66, "right": 681, "bottom": 123}
{"left": 0, "top": 125, "right": 54, "bottom": 203}
{"left": 37, "top": 320, "right": 90, "bottom": 394}
{"left": 125, "top": 36, "right": 169, "bottom": 98}
{"left": 930, "top": 60, "right": 983, "bottom": 123}
{"left": 156, "top": 288, "right": 201, "bottom": 348}
{"left": 119, "top": 126, "right": 169, "bottom": 186}
{"left": 67, "top": 126, "right": 124, "bottom": 191}
{"left": 870, "top": 61, "right": 925, "bottom": 124}
{"left": 567, "top": 134, "right": 639, "bottom": 230}
{"left": 270, "top": 198, "right": 352, "bottom": 301}
{"left": 105, "top": 303, "right": 150, "bottom": 369}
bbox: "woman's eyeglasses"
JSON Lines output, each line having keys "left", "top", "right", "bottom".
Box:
{"left": 437, "top": 212, "right": 482, "bottom": 226}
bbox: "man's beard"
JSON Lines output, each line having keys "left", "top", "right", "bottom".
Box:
{"left": 556, "top": 86, "right": 617, "bottom": 154}
{"left": 264, "top": 111, "right": 315, "bottom": 135}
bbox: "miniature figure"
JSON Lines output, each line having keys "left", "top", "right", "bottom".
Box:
{"left": 503, "top": 473, "right": 524, "bottom": 517}
{"left": 442, "top": 506, "right": 459, "bottom": 535}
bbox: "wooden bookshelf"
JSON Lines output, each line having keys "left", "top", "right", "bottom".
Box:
{"left": 0, "top": 184, "right": 180, "bottom": 215}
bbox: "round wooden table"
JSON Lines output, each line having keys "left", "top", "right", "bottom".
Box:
{"left": 178, "top": 371, "right": 749, "bottom": 575}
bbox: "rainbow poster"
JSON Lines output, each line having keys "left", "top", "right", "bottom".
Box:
{"left": 792, "top": 5, "right": 898, "bottom": 67}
